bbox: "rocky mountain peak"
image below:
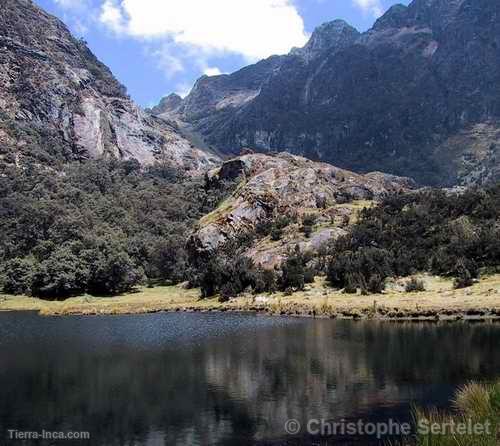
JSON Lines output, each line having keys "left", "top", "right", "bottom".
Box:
{"left": 291, "top": 19, "right": 360, "bottom": 62}
{"left": 374, "top": 0, "right": 466, "bottom": 32}
{"left": 150, "top": 93, "right": 184, "bottom": 116}
{"left": 373, "top": 4, "right": 410, "bottom": 30}
{"left": 0, "top": 0, "right": 218, "bottom": 173}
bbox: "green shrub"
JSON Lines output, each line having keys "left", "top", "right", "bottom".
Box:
{"left": 327, "top": 248, "right": 394, "bottom": 290}
{"left": 343, "top": 273, "right": 358, "bottom": 294}
{"left": 453, "top": 258, "right": 478, "bottom": 289}
{"left": 2, "top": 257, "right": 36, "bottom": 295}
{"left": 31, "top": 248, "right": 88, "bottom": 299}
{"left": 256, "top": 220, "right": 272, "bottom": 236}
{"left": 367, "top": 274, "right": 385, "bottom": 294}
{"left": 86, "top": 237, "right": 143, "bottom": 295}
{"left": 280, "top": 248, "right": 305, "bottom": 291}
{"left": 270, "top": 227, "right": 283, "bottom": 241}
{"left": 405, "top": 277, "right": 426, "bottom": 293}
{"left": 304, "top": 268, "right": 316, "bottom": 284}
{"left": 302, "top": 224, "right": 313, "bottom": 238}
{"left": 253, "top": 269, "right": 277, "bottom": 294}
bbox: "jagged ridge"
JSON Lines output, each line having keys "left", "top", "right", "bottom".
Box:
{"left": 157, "top": 0, "right": 500, "bottom": 186}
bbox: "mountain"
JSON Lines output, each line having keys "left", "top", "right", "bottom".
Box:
{"left": 0, "top": 0, "right": 219, "bottom": 172}
{"left": 189, "top": 152, "right": 414, "bottom": 269}
{"left": 157, "top": 0, "right": 500, "bottom": 186}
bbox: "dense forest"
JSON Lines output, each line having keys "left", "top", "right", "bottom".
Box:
{"left": 1, "top": 155, "right": 499, "bottom": 300}
{"left": 0, "top": 159, "right": 232, "bottom": 298}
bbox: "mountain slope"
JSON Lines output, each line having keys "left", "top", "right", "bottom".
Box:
{"left": 0, "top": 0, "right": 218, "bottom": 172}
{"left": 189, "top": 152, "right": 414, "bottom": 269}
{"left": 159, "top": 0, "right": 500, "bottom": 185}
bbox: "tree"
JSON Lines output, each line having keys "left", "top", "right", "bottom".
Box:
{"left": 86, "top": 237, "right": 143, "bottom": 295}
{"left": 367, "top": 274, "right": 385, "bottom": 294}
{"left": 2, "top": 257, "right": 36, "bottom": 295}
{"left": 31, "top": 248, "right": 88, "bottom": 299}
{"left": 453, "top": 258, "right": 477, "bottom": 289}
{"left": 280, "top": 247, "right": 305, "bottom": 291}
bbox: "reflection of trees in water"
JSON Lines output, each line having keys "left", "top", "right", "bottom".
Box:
{"left": 0, "top": 320, "right": 499, "bottom": 445}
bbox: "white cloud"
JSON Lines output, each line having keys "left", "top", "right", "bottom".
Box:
{"left": 175, "top": 83, "right": 193, "bottom": 98}
{"left": 204, "top": 67, "right": 223, "bottom": 77}
{"left": 54, "top": 0, "right": 86, "bottom": 8}
{"left": 98, "top": 0, "right": 308, "bottom": 61}
{"left": 352, "top": 0, "right": 384, "bottom": 18}
{"left": 100, "top": 0, "right": 127, "bottom": 33}
{"left": 151, "top": 45, "right": 185, "bottom": 79}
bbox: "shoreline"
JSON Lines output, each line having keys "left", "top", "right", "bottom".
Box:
{"left": 1, "top": 274, "right": 500, "bottom": 322}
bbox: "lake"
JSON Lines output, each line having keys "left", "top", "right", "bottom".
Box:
{"left": 0, "top": 312, "right": 499, "bottom": 445}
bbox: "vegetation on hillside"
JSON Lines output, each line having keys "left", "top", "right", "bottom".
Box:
{"left": 2, "top": 153, "right": 499, "bottom": 303}
{"left": 0, "top": 159, "right": 233, "bottom": 298}
{"left": 196, "top": 184, "right": 500, "bottom": 299}
{"left": 326, "top": 186, "right": 500, "bottom": 294}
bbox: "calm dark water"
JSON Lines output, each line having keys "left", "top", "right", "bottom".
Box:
{"left": 0, "top": 312, "right": 499, "bottom": 445}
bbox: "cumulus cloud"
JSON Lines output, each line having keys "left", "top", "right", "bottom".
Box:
{"left": 98, "top": 0, "right": 308, "bottom": 61}
{"left": 204, "top": 67, "right": 223, "bottom": 77}
{"left": 100, "top": 0, "right": 127, "bottom": 33}
{"left": 352, "top": 0, "right": 384, "bottom": 18}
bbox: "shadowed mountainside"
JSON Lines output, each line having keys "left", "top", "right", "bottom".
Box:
{"left": 157, "top": 0, "right": 500, "bottom": 186}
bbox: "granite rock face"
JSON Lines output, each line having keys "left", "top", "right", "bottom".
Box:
{"left": 0, "top": 0, "right": 218, "bottom": 172}
{"left": 159, "top": 0, "right": 500, "bottom": 185}
{"left": 189, "top": 153, "right": 415, "bottom": 269}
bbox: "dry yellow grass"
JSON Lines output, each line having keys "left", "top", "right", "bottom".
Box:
{"left": 1, "top": 273, "right": 499, "bottom": 319}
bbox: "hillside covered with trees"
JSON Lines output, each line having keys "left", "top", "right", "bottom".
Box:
{"left": 0, "top": 159, "right": 232, "bottom": 298}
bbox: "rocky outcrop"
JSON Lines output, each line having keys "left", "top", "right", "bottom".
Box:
{"left": 189, "top": 153, "right": 414, "bottom": 269}
{"left": 159, "top": 0, "right": 500, "bottom": 186}
{"left": 0, "top": 0, "right": 218, "bottom": 172}
{"left": 290, "top": 19, "right": 360, "bottom": 62}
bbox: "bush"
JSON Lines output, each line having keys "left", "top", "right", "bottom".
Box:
{"left": 199, "top": 252, "right": 256, "bottom": 299}
{"left": 302, "top": 224, "right": 313, "bottom": 238}
{"left": 343, "top": 273, "right": 358, "bottom": 294}
{"left": 280, "top": 248, "right": 305, "bottom": 291}
{"left": 253, "top": 269, "right": 277, "bottom": 294}
{"left": 2, "top": 257, "right": 36, "bottom": 295}
{"left": 86, "top": 237, "right": 143, "bottom": 295}
{"left": 327, "top": 248, "right": 394, "bottom": 290}
{"left": 31, "top": 248, "right": 88, "bottom": 299}
{"left": 367, "top": 274, "right": 385, "bottom": 294}
{"left": 453, "top": 261, "right": 474, "bottom": 289}
{"left": 304, "top": 268, "right": 316, "bottom": 284}
{"left": 405, "top": 277, "right": 426, "bottom": 293}
{"left": 256, "top": 220, "right": 272, "bottom": 236}
{"left": 270, "top": 227, "right": 283, "bottom": 241}
{"left": 199, "top": 257, "right": 224, "bottom": 298}
{"left": 302, "top": 214, "right": 317, "bottom": 227}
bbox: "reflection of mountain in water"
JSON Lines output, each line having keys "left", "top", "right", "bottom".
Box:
{"left": 0, "top": 313, "right": 499, "bottom": 445}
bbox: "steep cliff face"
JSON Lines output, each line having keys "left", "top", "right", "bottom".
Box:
{"left": 0, "top": 0, "right": 218, "bottom": 172}
{"left": 159, "top": 0, "right": 500, "bottom": 185}
{"left": 189, "top": 153, "right": 414, "bottom": 269}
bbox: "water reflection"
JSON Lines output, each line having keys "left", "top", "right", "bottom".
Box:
{"left": 0, "top": 312, "right": 499, "bottom": 445}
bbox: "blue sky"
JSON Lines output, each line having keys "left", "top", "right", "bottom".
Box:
{"left": 35, "top": 0, "right": 410, "bottom": 108}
